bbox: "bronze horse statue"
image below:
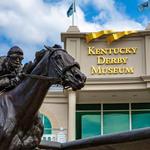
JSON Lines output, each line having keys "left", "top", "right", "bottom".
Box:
{"left": 0, "top": 46, "right": 86, "bottom": 150}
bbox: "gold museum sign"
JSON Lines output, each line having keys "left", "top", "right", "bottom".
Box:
{"left": 88, "top": 47, "right": 138, "bottom": 75}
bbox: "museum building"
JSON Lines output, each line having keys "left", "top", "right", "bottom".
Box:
{"left": 39, "top": 25, "right": 150, "bottom": 143}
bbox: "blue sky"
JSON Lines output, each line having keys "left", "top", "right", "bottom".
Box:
{"left": 82, "top": 0, "right": 149, "bottom": 23}
{"left": 0, "top": 0, "right": 149, "bottom": 63}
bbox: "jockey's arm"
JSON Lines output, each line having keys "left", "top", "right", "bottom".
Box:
{"left": 0, "top": 74, "right": 21, "bottom": 91}
{"left": 0, "top": 77, "right": 10, "bottom": 90}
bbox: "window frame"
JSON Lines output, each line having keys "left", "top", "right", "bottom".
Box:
{"left": 76, "top": 103, "right": 150, "bottom": 139}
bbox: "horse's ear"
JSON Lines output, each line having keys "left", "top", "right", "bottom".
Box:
{"left": 52, "top": 44, "right": 62, "bottom": 48}
{"left": 44, "top": 45, "right": 54, "bottom": 53}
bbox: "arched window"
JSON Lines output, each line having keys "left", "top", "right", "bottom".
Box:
{"left": 40, "top": 113, "right": 52, "bottom": 135}
{"left": 40, "top": 113, "right": 66, "bottom": 142}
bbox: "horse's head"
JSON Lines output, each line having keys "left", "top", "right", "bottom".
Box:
{"left": 45, "top": 46, "right": 86, "bottom": 91}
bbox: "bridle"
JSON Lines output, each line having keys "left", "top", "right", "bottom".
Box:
{"left": 22, "top": 48, "right": 80, "bottom": 91}
{"left": 49, "top": 48, "right": 80, "bottom": 76}
{"left": 47, "top": 48, "right": 80, "bottom": 87}
{"left": 22, "top": 48, "right": 80, "bottom": 82}
{"left": 22, "top": 48, "right": 80, "bottom": 83}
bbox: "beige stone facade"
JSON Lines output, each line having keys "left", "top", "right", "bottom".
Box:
{"left": 40, "top": 26, "right": 150, "bottom": 142}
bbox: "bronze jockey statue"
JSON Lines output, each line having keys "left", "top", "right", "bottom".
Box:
{"left": 0, "top": 46, "right": 24, "bottom": 91}
{"left": 0, "top": 46, "right": 44, "bottom": 149}
{"left": 0, "top": 44, "right": 62, "bottom": 149}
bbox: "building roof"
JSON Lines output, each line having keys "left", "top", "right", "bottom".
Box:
{"left": 61, "top": 26, "right": 150, "bottom": 42}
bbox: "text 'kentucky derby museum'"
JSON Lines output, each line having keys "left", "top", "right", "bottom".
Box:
{"left": 39, "top": 25, "right": 150, "bottom": 143}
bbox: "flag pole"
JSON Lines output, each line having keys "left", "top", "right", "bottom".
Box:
{"left": 72, "top": 0, "right": 75, "bottom": 26}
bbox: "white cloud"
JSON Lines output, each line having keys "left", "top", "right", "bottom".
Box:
{"left": 75, "top": 8, "right": 102, "bottom": 32}
{"left": 0, "top": 0, "right": 146, "bottom": 62}
{"left": 0, "top": 0, "right": 71, "bottom": 61}
{"left": 90, "top": 0, "right": 144, "bottom": 31}
{"left": 0, "top": 0, "right": 68, "bottom": 45}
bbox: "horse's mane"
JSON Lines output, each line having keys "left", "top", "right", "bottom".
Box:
{"left": 23, "top": 45, "right": 62, "bottom": 74}
{"left": 23, "top": 49, "right": 47, "bottom": 74}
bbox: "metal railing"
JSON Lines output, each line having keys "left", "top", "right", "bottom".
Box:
{"left": 41, "top": 128, "right": 68, "bottom": 143}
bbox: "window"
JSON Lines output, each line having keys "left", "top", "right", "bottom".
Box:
{"left": 103, "top": 104, "right": 129, "bottom": 134}
{"left": 76, "top": 104, "right": 101, "bottom": 139}
{"left": 132, "top": 103, "right": 150, "bottom": 129}
{"left": 40, "top": 114, "right": 52, "bottom": 134}
{"left": 40, "top": 113, "right": 52, "bottom": 141}
{"left": 76, "top": 112, "right": 101, "bottom": 139}
{"left": 76, "top": 103, "right": 150, "bottom": 139}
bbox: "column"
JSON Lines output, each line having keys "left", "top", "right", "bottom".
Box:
{"left": 145, "top": 36, "right": 150, "bottom": 88}
{"left": 68, "top": 90, "right": 76, "bottom": 141}
{"left": 145, "top": 36, "right": 150, "bottom": 75}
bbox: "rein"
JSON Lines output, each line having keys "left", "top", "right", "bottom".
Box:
{"left": 0, "top": 73, "right": 62, "bottom": 82}
{"left": 22, "top": 73, "right": 61, "bottom": 83}
{"left": 0, "top": 73, "right": 62, "bottom": 96}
